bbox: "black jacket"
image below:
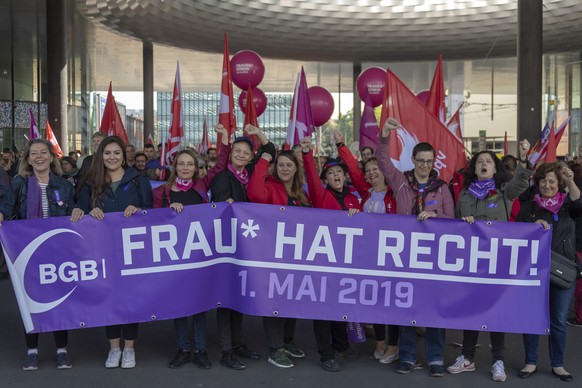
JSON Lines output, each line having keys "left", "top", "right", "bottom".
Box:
{"left": 517, "top": 197, "right": 582, "bottom": 261}
{"left": 210, "top": 141, "right": 276, "bottom": 203}
{"left": 0, "top": 173, "right": 75, "bottom": 220}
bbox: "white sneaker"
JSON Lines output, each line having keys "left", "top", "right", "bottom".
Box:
{"left": 491, "top": 360, "right": 507, "bottom": 382}
{"left": 373, "top": 350, "right": 384, "bottom": 360}
{"left": 379, "top": 351, "right": 399, "bottom": 364}
{"left": 105, "top": 347, "right": 122, "bottom": 368}
{"left": 121, "top": 348, "right": 136, "bottom": 369}
{"left": 447, "top": 355, "right": 476, "bottom": 374}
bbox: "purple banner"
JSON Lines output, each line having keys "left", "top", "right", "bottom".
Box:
{"left": 0, "top": 203, "right": 550, "bottom": 334}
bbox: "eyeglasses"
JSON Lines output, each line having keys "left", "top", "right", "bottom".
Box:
{"left": 414, "top": 158, "right": 434, "bottom": 166}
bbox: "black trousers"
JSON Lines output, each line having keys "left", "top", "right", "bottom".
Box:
{"left": 26, "top": 330, "right": 68, "bottom": 349}
{"left": 263, "top": 317, "right": 297, "bottom": 351}
{"left": 313, "top": 320, "right": 348, "bottom": 361}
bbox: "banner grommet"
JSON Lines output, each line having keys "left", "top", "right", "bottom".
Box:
{"left": 79, "top": 322, "right": 85, "bottom": 327}
{"left": 342, "top": 315, "right": 348, "bottom": 320}
{"left": 411, "top": 320, "right": 417, "bottom": 325}
{"left": 217, "top": 302, "right": 222, "bottom": 306}
{"left": 151, "top": 315, "right": 157, "bottom": 320}
{"left": 141, "top": 210, "right": 148, "bottom": 215}
{"left": 273, "top": 311, "right": 279, "bottom": 316}
{"left": 486, "top": 221, "right": 492, "bottom": 227}
{"left": 212, "top": 204, "right": 217, "bottom": 208}
{"left": 481, "top": 325, "right": 487, "bottom": 330}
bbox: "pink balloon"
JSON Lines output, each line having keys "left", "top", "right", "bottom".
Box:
{"left": 356, "top": 67, "right": 386, "bottom": 108}
{"left": 238, "top": 87, "right": 267, "bottom": 117}
{"left": 416, "top": 90, "right": 430, "bottom": 105}
{"left": 308, "top": 86, "right": 334, "bottom": 127}
{"left": 230, "top": 50, "right": 265, "bottom": 90}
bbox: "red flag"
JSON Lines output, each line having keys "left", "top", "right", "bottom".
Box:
{"left": 29, "top": 110, "right": 40, "bottom": 139}
{"left": 359, "top": 94, "right": 379, "bottom": 151}
{"left": 242, "top": 85, "right": 261, "bottom": 151}
{"left": 198, "top": 117, "right": 212, "bottom": 154}
{"left": 545, "top": 123, "right": 557, "bottom": 163}
{"left": 99, "top": 82, "right": 129, "bottom": 145}
{"left": 529, "top": 116, "right": 570, "bottom": 166}
{"left": 164, "top": 62, "right": 184, "bottom": 167}
{"left": 385, "top": 69, "right": 463, "bottom": 183}
{"left": 146, "top": 134, "right": 154, "bottom": 145}
{"left": 45, "top": 121, "right": 63, "bottom": 158}
{"left": 426, "top": 54, "right": 446, "bottom": 123}
{"left": 217, "top": 33, "right": 236, "bottom": 151}
{"left": 504, "top": 131, "right": 508, "bottom": 156}
{"left": 286, "top": 67, "right": 315, "bottom": 146}
{"left": 446, "top": 102, "right": 464, "bottom": 139}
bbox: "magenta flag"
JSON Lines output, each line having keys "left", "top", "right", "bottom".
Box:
{"left": 359, "top": 94, "right": 379, "bottom": 151}
{"left": 286, "top": 67, "right": 315, "bottom": 145}
{"left": 29, "top": 110, "right": 40, "bottom": 140}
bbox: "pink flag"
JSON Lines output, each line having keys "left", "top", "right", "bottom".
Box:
{"left": 29, "top": 110, "right": 40, "bottom": 140}
{"left": 164, "top": 62, "right": 184, "bottom": 168}
{"left": 359, "top": 94, "right": 379, "bottom": 151}
{"left": 385, "top": 69, "right": 463, "bottom": 183}
{"left": 426, "top": 54, "right": 446, "bottom": 123}
{"left": 99, "top": 82, "right": 129, "bottom": 145}
{"left": 198, "top": 117, "right": 212, "bottom": 154}
{"left": 45, "top": 121, "right": 63, "bottom": 158}
{"left": 286, "top": 67, "right": 315, "bottom": 146}
{"left": 217, "top": 33, "right": 236, "bottom": 151}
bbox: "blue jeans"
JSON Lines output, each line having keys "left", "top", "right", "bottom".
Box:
{"left": 399, "top": 326, "right": 445, "bottom": 365}
{"left": 174, "top": 313, "right": 206, "bottom": 352}
{"left": 523, "top": 284, "right": 574, "bottom": 367}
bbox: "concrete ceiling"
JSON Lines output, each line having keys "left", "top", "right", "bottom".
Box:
{"left": 76, "top": 0, "right": 582, "bottom": 62}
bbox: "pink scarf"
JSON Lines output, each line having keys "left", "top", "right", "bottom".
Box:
{"left": 227, "top": 162, "right": 249, "bottom": 188}
{"left": 534, "top": 192, "right": 566, "bottom": 214}
{"left": 175, "top": 177, "right": 194, "bottom": 192}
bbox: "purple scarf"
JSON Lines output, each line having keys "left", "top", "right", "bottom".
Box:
{"left": 26, "top": 175, "right": 43, "bottom": 219}
{"left": 468, "top": 178, "right": 496, "bottom": 200}
{"left": 227, "top": 162, "right": 249, "bottom": 188}
{"left": 534, "top": 192, "right": 567, "bottom": 214}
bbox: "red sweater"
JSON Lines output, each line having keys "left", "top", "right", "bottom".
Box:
{"left": 302, "top": 150, "right": 361, "bottom": 211}
{"left": 247, "top": 158, "right": 309, "bottom": 206}
{"left": 337, "top": 144, "right": 396, "bottom": 214}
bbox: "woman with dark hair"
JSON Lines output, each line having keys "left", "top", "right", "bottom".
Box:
{"left": 333, "top": 130, "right": 399, "bottom": 364}
{"left": 0, "top": 139, "right": 76, "bottom": 370}
{"left": 516, "top": 162, "right": 579, "bottom": 382}
{"left": 73, "top": 135, "right": 153, "bottom": 369}
{"left": 210, "top": 124, "right": 276, "bottom": 370}
{"left": 153, "top": 125, "right": 229, "bottom": 370}
{"left": 247, "top": 149, "right": 310, "bottom": 369}
{"left": 377, "top": 119, "right": 454, "bottom": 378}
{"left": 447, "top": 142, "right": 532, "bottom": 382}
{"left": 299, "top": 135, "right": 361, "bottom": 373}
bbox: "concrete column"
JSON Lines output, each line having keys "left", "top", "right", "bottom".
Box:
{"left": 143, "top": 40, "right": 154, "bottom": 145}
{"left": 352, "top": 63, "right": 362, "bottom": 146}
{"left": 517, "top": 0, "right": 543, "bottom": 145}
{"left": 46, "top": 0, "right": 67, "bottom": 149}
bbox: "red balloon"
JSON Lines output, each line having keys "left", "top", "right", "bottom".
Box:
{"left": 416, "top": 90, "right": 430, "bottom": 105}
{"left": 238, "top": 87, "right": 267, "bottom": 116}
{"left": 230, "top": 50, "right": 265, "bottom": 90}
{"left": 308, "top": 86, "right": 334, "bottom": 127}
{"left": 356, "top": 67, "right": 386, "bottom": 108}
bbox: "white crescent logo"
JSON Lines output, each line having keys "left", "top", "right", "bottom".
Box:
{"left": 6, "top": 228, "right": 83, "bottom": 332}
{"left": 391, "top": 127, "right": 418, "bottom": 172}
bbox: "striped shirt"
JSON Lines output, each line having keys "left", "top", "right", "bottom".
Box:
{"left": 38, "top": 182, "right": 49, "bottom": 218}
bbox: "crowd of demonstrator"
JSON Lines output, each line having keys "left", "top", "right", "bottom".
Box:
{"left": 0, "top": 118, "right": 580, "bottom": 383}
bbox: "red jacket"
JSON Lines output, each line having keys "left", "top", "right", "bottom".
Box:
{"left": 152, "top": 143, "right": 230, "bottom": 208}
{"left": 302, "top": 150, "right": 361, "bottom": 211}
{"left": 337, "top": 144, "right": 396, "bottom": 214}
{"left": 247, "top": 158, "right": 306, "bottom": 206}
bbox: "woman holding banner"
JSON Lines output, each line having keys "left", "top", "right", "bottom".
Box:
{"left": 153, "top": 125, "right": 229, "bottom": 370}
{"left": 0, "top": 138, "right": 76, "bottom": 370}
{"left": 376, "top": 118, "right": 454, "bottom": 378}
{"left": 300, "top": 135, "right": 361, "bottom": 373}
{"left": 516, "top": 162, "right": 580, "bottom": 382}
{"left": 333, "top": 130, "right": 400, "bottom": 364}
{"left": 210, "top": 124, "right": 276, "bottom": 370}
{"left": 73, "top": 135, "right": 153, "bottom": 369}
{"left": 447, "top": 142, "right": 532, "bottom": 382}
{"left": 247, "top": 149, "right": 310, "bottom": 369}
